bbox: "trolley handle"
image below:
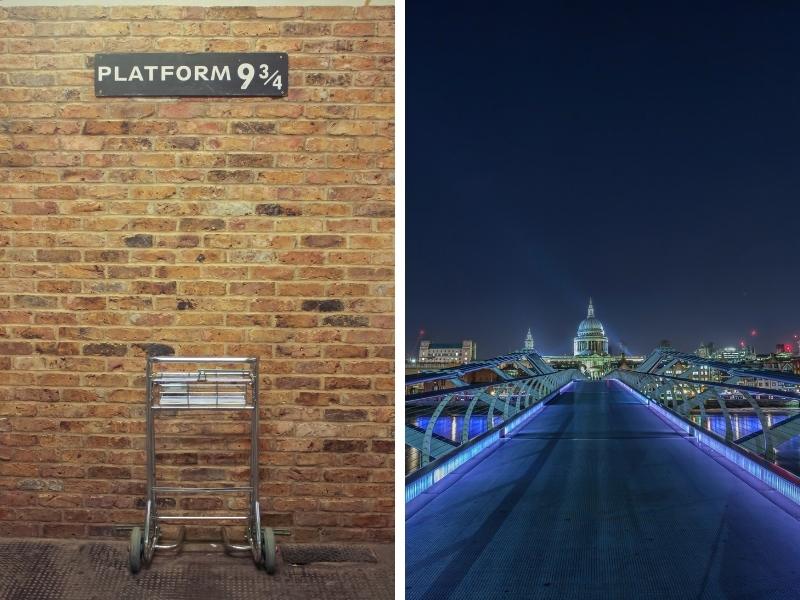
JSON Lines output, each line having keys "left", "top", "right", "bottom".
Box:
{"left": 149, "top": 356, "right": 256, "bottom": 364}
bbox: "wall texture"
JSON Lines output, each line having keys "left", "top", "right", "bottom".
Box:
{"left": 0, "top": 4, "right": 394, "bottom": 542}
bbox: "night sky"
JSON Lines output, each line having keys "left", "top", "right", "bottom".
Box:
{"left": 406, "top": 2, "right": 800, "bottom": 359}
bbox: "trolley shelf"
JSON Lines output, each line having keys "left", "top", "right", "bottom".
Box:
{"left": 152, "top": 377, "right": 253, "bottom": 384}
{"left": 152, "top": 371, "right": 254, "bottom": 383}
{"left": 153, "top": 486, "right": 253, "bottom": 494}
{"left": 151, "top": 405, "right": 255, "bottom": 411}
{"left": 152, "top": 368, "right": 253, "bottom": 408}
{"left": 157, "top": 515, "right": 249, "bottom": 522}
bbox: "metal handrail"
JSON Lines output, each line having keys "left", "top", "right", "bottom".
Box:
{"left": 406, "top": 372, "right": 565, "bottom": 403}
{"left": 612, "top": 377, "right": 800, "bottom": 498}
{"left": 638, "top": 372, "right": 800, "bottom": 401}
{"left": 637, "top": 348, "right": 800, "bottom": 385}
{"left": 609, "top": 368, "right": 800, "bottom": 461}
{"left": 406, "top": 367, "right": 582, "bottom": 472}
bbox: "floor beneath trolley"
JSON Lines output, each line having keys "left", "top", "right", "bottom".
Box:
{"left": 0, "top": 538, "right": 393, "bottom": 600}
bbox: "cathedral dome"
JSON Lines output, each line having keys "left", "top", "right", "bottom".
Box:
{"left": 577, "top": 317, "right": 605, "bottom": 337}
{"left": 573, "top": 298, "right": 609, "bottom": 356}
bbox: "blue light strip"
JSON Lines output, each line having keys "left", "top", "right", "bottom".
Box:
{"left": 503, "top": 400, "right": 545, "bottom": 436}
{"left": 405, "top": 431, "right": 500, "bottom": 504}
{"left": 614, "top": 379, "right": 800, "bottom": 507}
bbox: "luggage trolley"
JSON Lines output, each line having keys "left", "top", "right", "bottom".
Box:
{"left": 128, "top": 356, "right": 277, "bottom": 574}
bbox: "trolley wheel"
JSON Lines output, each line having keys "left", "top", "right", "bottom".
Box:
{"left": 129, "top": 527, "right": 143, "bottom": 574}
{"left": 261, "top": 527, "right": 276, "bottom": 574}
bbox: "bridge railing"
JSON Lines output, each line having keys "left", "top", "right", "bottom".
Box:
{"left": 405, "top": 366, "right": 582, "bottom": 502}
{"left": 405, "top": 351, "right": 555, "bottom": 391}
{"left": 609, "top": 368, "right": 800, "bottom": 461}
{"left": 405, "top": 351, "right": 584, "bottom": 502}
{"left": 636, "top": 348, "right": 800, "bottom": 388}
{"left": 406, "top": 369, "right": 579, "bottom": 469}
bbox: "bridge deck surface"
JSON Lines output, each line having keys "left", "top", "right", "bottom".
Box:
{"left": 406, "top": 380, "right": 800, "bottom": 599}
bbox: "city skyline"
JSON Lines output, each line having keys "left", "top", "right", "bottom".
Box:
{"left": 407, "top": 3, "right": 800, "bottom": 360}
{"left": 409, "top": 295, "right": 796, "bottom": 360}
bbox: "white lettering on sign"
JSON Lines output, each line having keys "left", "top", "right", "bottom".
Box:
{"left": 211, "top": 65, "right": 230, "bottom": 81}
{"left": 237, "top": 63, "right": 254, "bottom": 89}
{"left": 99, "top": 64, "right": 236, "bottom": 83}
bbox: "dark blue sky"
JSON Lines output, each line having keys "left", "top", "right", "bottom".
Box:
{"left": 406, "top": 2, "right": 800, "bottom": 359}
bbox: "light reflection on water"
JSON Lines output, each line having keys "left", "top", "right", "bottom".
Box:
{"left": 690, "top": 413, "right": 789, "bottom": 439}
{"left": 413, "top": 415, "right": 503, "bottom": 443}
{"left": 405, "top": 415, "right": 503, "bottom": 475}
{"left": 690, "top": 412, "right": 800, "bottom": 476}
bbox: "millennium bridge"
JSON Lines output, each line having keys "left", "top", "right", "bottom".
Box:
{"left": 405, "top": 350, "right": 800, "bottom": 599}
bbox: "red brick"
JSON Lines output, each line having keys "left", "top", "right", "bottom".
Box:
{"left": 0, "top": 342, "right": 34, "bottom": 355}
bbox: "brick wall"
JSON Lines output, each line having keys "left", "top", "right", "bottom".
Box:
{"left": 0, "top": 4, "right": 394, "bottom": 543}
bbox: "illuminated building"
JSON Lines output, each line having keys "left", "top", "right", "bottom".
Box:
{"left": 713, "top": 346, "right": 754, "bottom": 363}
{"left": 573, "top": 298, "right": 609, "bottom": 356}
{"left": 418, "top": 340, "right": 477, "bottom": 366}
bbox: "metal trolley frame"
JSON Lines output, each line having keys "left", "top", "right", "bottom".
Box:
{"left": 128, "top": 356, "right": 277, "bottom": 574}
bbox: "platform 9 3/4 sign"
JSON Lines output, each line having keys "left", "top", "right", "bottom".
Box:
{"left": 94, "top": 53, "right": 288, "bottom": 97}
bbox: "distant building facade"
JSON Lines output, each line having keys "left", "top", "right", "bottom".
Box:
{"left": 757, "top": 353, "right": 800, "bottom": 376}
{"left": 418, "top": 339, "right": 476, "bottom": 366}
{"left": 713, "top": 346, "right": 755, "bottom": 363}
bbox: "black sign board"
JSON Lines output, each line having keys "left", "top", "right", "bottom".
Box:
{"left": 94, "top": 53, "right": 288, "bottom": 97}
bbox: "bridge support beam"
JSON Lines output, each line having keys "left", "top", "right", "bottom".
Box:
{"left": 422, "top": 393, "right": 455, "bottom": 467}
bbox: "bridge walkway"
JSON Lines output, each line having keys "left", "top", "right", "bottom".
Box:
{"left": 406, "top": 380, "right": 800, "bottom": 599}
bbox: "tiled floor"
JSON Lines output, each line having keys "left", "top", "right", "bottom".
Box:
{"left": 0, "top": 538, "right": 393, "bottom": 600}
